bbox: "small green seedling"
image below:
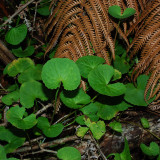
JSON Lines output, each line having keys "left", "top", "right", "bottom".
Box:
{"left": 140, "top": 117, "right": 150, "bottom": 129}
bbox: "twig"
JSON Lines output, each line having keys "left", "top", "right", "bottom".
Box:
{"left": 89, "top": 131, "right": 108, "bottom": 160}
{"left": 35, "top": 103, "right": 53, "bottom": 116}
{"left": 14, "top": 135, "right": 91, "bottom": 154}
{"left": 1, "top": 0, "right": 37, "bottom": 27}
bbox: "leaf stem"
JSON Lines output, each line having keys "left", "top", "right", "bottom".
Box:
{"left": 50, "top": 85, "right": 61, "bottom": 124}
{"left": 114, "top": 21, "right": 121, "bottom": 46}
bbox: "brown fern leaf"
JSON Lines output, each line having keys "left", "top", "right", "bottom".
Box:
{"left": 128, "top": 0, "right": 160, "bottom": 100}
{"left": 45, "top": 0, "right": 148, "bottom": 63}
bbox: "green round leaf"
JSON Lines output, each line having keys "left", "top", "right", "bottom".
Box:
{"left": 76, "top": 56, "right": 105, "bottom": 78}
{"left": 5, "top": 58, "right": 34, "bottom": 77}
{"left": 84, "top": 118, "right": 106, "bottom": 140}
{"left": 57, "top": 147, "right": 81, "bottom": 160}
{"left": 108, "top": 5, "right": 136, "bottom": 19}
{"left": 42, "top": 58, "right": 81, "bottom": 90}
{"left": 88, "top": 64, "right": 126, "bottom": 96}
{"left": 114, "top": 55, "right": 130, "bottom": 74}
{"left": 20, "top": 81, "right": 48, "bottom": 108}
{"left": 5, "top": 24, "right": 27, "bottom": 45}
{"left": 6, "top": 106, "right": 37, "bottom": 129}
{"left": 97, "top": 104, "right": 118, "bottom": 120}
{"left": 75, "top": 115, "right": 85, "bottom": 125}
{"left": 37, "top": 117, "right": 64, "bottom": 138}
{"left": 80, "top": 103, "right": 98, "bottom": 115}
{"left": 124, "top": 75, "right": 154, "bottom": 106}
{"left": 2, "top": 89, "right": 19, "bottom": 105}
{"left": 140, "top": 117, "right": 150, "bottom": 129}
{"left": 18, "top": 64, "right": 42, "bottom": 83}
{"left": 12, "top": 46, "right": 35, "bottom": 57}
{"left": 140, "top": 142, "right": 160, "bottom": 157}
{"left": 37, "top": 5, "right": 50, "bottom": 16}
{"left": 60, "top": 88, "right": 91, "bottom": 109}
{"left": 0, "top": 127, "right": 25, "bottom": 153}
{"left": 109, "top": 121, "right": 122, "bottom": 133}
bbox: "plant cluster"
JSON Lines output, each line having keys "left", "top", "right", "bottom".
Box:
{"left": 0, "top": 0, "right": 159, "bottom": 160}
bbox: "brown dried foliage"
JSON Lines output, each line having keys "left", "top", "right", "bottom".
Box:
{"left": 45, "top": 0, "right": 148, "bottom": 64}
{"left": 128, "top": 0, "right": 160, "bottom": 100}
{"left": 45, "top": 0, "right": 160, "bottom": 100}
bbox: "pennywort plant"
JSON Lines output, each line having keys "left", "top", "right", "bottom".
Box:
{"left": 0, "top": 4, "right": 158, "bottom": 160}
{"left": 1, "top": 54, "right": 156, "bottom": 159}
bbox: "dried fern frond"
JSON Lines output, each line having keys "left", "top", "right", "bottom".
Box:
{"left": 128, "top": 0, "right": 160, "bottom": 100}
{"left": 45, "top": 0, "right": 148, "bottom": 64}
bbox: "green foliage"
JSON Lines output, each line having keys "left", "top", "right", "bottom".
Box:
{"left": 76, "top": 127, "right": 89, "bottom": 138}
{"left": 140, "top": 117, "right": 150, "bottom": 129}
{"left": 2, "top": 89, "right": 19, "bottom": 105}
{"left": 109, "top": 121, "right": 122, "bottom": 133}
{"left": 60, "top": 88, "right": 91, "bottom": 109}
{"left": 108, "top": 5, "right": 136, "bottom": 19}
{"left": 0, "top": 145, "right": 19, "bottom": 160}
{"left": 76, "top": 55, "right": 105, "bottom": 78}
{"left": 20, "top": 80, "right": 48, "bottom": 108}
{"left": 84, "top": 118, "right": 106, "bottom": 140}
{"left": 0, "top": 127, "right": 25, "bottom": 153}
{"left": 6, "top": 106, "right": 37, "bottom": 129}
{"left": 88, "top": 64, "right": 126, "bottom": 96}
{"left": 4, "top": 58, "right": 34, "bottom": 77}
{"left": 124, "top": 75, "right": 155, "bottom": 106}
{"left": 37, "top": 117, "right": 64, "bottom": 138}
{"left": 41, "top": 58, "right": 81, "bottom": 90}
{"left": 107, "top": 138, "right": 132, "bottom": 160}
{"left": 37, "top": 5, "right": 50, "bottom": 16}
{"left": 12, "top": 46, "right": 34, "bottom": 57}
{"left": 18, "top": 64, "right": 42, "bottom": 83}
{"left": 57, "top": 147, "right": 81, "bottom": 160}
{"left": 5, "top": 24, "right": 27, "bottom": 45}
{"left": 0, "top": 4, "right": 157, "bottom": 159}
{"left": 140, "top": 142, "right": 160, "bottom": 157}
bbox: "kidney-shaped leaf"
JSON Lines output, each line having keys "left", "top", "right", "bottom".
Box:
{"left": 57, "top": 147, "right": 81, "bottom": 160}
{"left": 97, "top": 104, "right": 118, "bottom": 120}
{"left": 42, "top": 58, "right": 81, "bottom": 90}
{"left": 76, "top": 56, "right": 105, "bottom": 78}
{"left": 4, "top": 58, "right": 34, "bottom": 77}
{"left": 37, "top": 5, "right": 50, "bottom": 16}
{"left": 2, "top": 89, "right": 19, "bottom": 105}
{"left": 124, "top": 75, "right": 154, "bottom": 106}
{"left": 80, "top": 103, "right": 98, "bottom": 115}
{"left": 12, "top": 46, "right": 34, "bottom": 57}
{"left": 109, "top": 121, "right": 122, "bottom": 133}
{"left": 0, "top": 127, "right": 25, "bottom": 153}
{"left": 108, "top": 5, "right": 136, "bottom": 19}
{"left": 88, "top": 64, "right": 126, "bottom": 96}
{"left": 20, "top": 80, "right": 48, "bottom": 108}
{"left": 6, "top": 106, "right": 37, "bottom": 130}
{"left": 84, "top": 118, "right": 106, "bottom": 140}
{"left": 140, "top": 142, "right": 159, "bottom": 157}
{"left": 5, "top": 24, "right": 27, "bottom": 45}
{"left": 60, "top": 88, "right": 91, "bottom": 109}
{"left": 18, "top": 64, "right": 42, "bottom": 83}
{"left": 37, "top": 117, "right": 64, "bottom": 138}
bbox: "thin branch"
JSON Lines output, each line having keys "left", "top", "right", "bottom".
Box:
{"left": 35, "top": 103, "right": 53, "bottom": 116}
{"left": 89, "top": 131, "right": 108, "bottom": 160}
{"left": 14, "top": 135, "right": 91, "bottom": 153}
{"left": 1, "top": 0, "right": 43, "bottom": 27}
